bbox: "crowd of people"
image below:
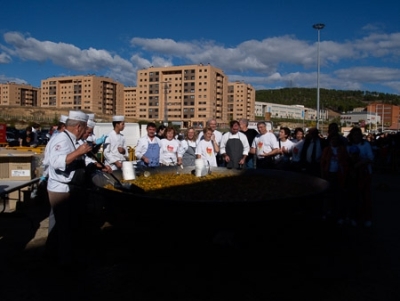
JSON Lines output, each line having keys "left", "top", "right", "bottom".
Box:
{"left": 38, "top": 111, "right": 400, "bottom": 269}
{"left": 133, "top": 119, "right": 400, "bottom": 232}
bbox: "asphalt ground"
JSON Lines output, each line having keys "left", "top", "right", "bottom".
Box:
{"left": 0, "top": 171, "right": 400, "bottom": 301}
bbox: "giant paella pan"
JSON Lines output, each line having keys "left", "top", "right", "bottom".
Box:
{"left": 89, "top": 166, "right": 329, "bottom": 229}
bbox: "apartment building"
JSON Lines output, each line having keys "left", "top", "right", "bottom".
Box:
{"left": 123, "top": 86, "right": 137, "bottom": 118}
{"left": 2, "top": 67, "right": 257, "bottom": 127}
{"left": 135, "top": 64, "right": 230, "bottom": 129}
{"left": 40, "top": 75, "right": 124, "bottom": 115}
{"left": 0, "top": 82, "right": 40, "bottom": 107}
{"left": 367, "top": 103, "right": 400, "bottom": 130}
{"left": 227, "top": 82, "right": 255, "bottom": 121}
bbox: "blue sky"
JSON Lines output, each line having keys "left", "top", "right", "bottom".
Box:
{"left": 1, "top": 0, "right": 399, "bottom": 95}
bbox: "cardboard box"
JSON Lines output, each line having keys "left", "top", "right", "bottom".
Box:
{"left": 0, "top": 151, "right": 36, "bottom": 181}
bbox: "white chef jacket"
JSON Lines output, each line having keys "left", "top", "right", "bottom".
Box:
{"left": 42, "top": 131, "right": 62, "bottom": 178}
{"left": 219, "top": 132, "right": 250, "bottom": 156}
{"left": 47, "top": 130, "right": 83, "bottom": 193}
{"left": 103, "top": 130, "right": 128, "bottom": 170}
{"left": 135, "top": 135, "right": 162, "bottom": 160}
{"left": 77, "top": 139, "right": 97, "bottom": 166}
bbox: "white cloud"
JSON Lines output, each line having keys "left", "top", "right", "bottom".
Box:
{"left": 0, "top": 74, "right": 27, "bottom": 84}
{"left": 334, "top": 67, "right": 400, "bottom": 83}
{"left": 130, "top": 38, "right": 197, "bottom": 56}
{"left": 361, "top": 23, "right": 386, "bottom": 33}
{"left": 2, "top": 30, "right": 400, "bottom": 94}
{"left": 2, "top": 32, "right": 136, "bottom": 78}
{"left": 130, "top": 54, "right": 152, "bottom": 69}
{"left": 384, "top": 81, "right": 400, "bottom": 93}
{"left": 353, "top": 33, "right": 400, "bottom": 58}
{"left": 0, "top": 52, "right": 12, "bottom": 63}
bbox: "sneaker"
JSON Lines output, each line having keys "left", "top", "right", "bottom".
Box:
{"left": 364, "top": 220, "right": 372, "bottom": 228}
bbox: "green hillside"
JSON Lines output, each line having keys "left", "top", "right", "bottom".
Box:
{"left": 256, "top": 88, "right": 400, "bottom": 112}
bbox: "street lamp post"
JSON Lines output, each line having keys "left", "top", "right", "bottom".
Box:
{"left": 313, "top": 23, "right": 325, "bottom": 131}
{"left": 160, "top": 81, "right": 170, "bottom": 126}
{"left": 303, "top": 109, "right": 307, "bottom": 129}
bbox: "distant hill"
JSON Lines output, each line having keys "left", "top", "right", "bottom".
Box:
{"left": 256, "top": 88, "right": 400, "bottom": 112}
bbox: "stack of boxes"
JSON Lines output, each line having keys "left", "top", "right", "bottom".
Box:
{"left": 0, "top": 149, "right": 40, "bottom": 211}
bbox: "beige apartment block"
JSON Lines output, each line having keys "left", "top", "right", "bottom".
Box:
{"left": 124, "top": 86, "right": 137, "bottom": 119}
{"left": 135, "top": 64, "right": 230, "bottom": 129}
{"left": 227, "top": 81, "right": 255, "bottom": 121}
{"left": 40, "top": 75, "right": 124, "bottom": 116}
{"left": 0, "top": 82, "right": 40, "bottom": 107}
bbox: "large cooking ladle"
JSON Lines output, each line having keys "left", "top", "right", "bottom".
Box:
{"left": 88, "top": 152, "right": 144, "bottom": 193}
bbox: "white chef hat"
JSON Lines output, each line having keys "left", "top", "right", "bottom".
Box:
{"left": 87, "top": 119, "right": 96, "bottom": 128}
{"left": 68, "top": 110, "right": 89, "bottom": 122}
{"left": 59, "top": 115, "right": 68, "bottom": 124}
{"left": 87, "top": 113, "right": 95, "bottom": 120}
{"left": 112, "top": 115, "right": 125, "bottom": 122}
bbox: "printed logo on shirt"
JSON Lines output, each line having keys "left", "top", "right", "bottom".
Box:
{"left": 206, "top": 147, "right": 213, "bottom": 156}
{"left": 55, "top": 144, "right": 61, "bottom": 151}
{"left": 257, "top": 141, "right": 263, "bottom": 150}
{"left": 167, "top": 145, "right": 174, "bottom": 152}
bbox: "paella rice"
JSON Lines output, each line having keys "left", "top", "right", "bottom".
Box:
{"left": 103, "top": 172, "right": 306, "bottom": 202}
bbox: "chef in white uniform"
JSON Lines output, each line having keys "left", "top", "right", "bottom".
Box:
{"left": 85, "top": 113, "right": 96, "bottom": 145}
{"left": 46, "top": 110, "right": 92, "bottom": 266}
{"left": 103, "top": 115, "right": 128, "bottom": 171}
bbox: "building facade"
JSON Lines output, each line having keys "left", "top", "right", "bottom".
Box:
{"left": 340, "top": 111, "right": 381, "bottom": 129}
{"left": 227, "top": 82, "right": 255, "bottom": 121}
{"left": 367, "top": 103, "right": 400, "bottom": 130}
{"left": 40, "top": 75, "right": 124, "bottom": 115}
{"left": 254, "top": 101, "right": 329, "bottom": 122}
{"left": 0, "top": 82, "right": 40, "bottom": 107}
{"left": 124, "top": 86, "right": 137, "bottom": 118}
{"left": 134, "top": 64, "right": 231, "bottom": 129}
